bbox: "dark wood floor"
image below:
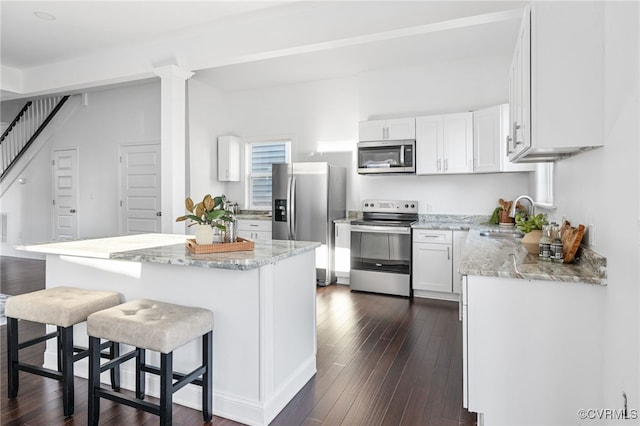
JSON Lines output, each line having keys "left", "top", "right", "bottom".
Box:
{"left": 0, "top": 256, "right": 476, "bottom": 425}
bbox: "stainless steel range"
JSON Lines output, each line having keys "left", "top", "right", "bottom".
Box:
{"left": 350, "top": 199, "right": 418, "bottom": 297}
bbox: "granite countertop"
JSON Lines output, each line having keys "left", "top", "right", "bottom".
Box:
{"left": 20, "top": 234, "right": 320, "bottom": 271}
{"left": 412, "top": 214, "right": 488, "bottom": 230}
{"left": 408, "top": 214, "right": 607, "bottom": 285}
{"left": 110, "top": 239, "right": 320, "bottom": 271}
{"left": 460, "top": 229, "right": 607, "bottom": 285}
{"left": 236, "top": 213, "right": 272, "bottom": 221}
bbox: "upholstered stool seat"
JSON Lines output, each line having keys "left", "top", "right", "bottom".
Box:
{"left": 86, "top": 299, "right": 214, "bottom": 426}
{"left": 5, "top": 286, "right": 121, "bottom": 417}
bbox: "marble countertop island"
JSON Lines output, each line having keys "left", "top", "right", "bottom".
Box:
{"left": 22, "top": 234, "right": 319, "bottom": 271}
{"left": 20, "top": 233, "right": 320, "bottom": 425}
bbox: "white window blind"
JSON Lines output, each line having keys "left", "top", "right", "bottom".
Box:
{"left": 247, "top": 141, "right": 290, "bottom": 210}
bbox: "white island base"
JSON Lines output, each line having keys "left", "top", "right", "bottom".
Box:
{"left": 25, "top": 235, "right": 319, "bottom": 425}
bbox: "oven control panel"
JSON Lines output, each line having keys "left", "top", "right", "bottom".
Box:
{"left": 362, "top": 199, "right": 418, "bottom": 213}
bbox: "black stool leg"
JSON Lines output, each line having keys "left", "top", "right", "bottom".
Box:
{"left": 60, "top": 325, "right": 74, "bottom": 417}
{"left": 202, "top": 331, "right": 213, "bottom": 421}
{"left": 110, "top": 341, "right": 120, "bottom": 390}
{"left": 88, "top": 336, "right": 101, "bottom": 426}
{"left": 7, "top": 317, "right": 19, "bottom": 399}
{"left": 57, "top": 326, "right": 63, "bottom": 372}
{"left": 136, "top": 348, "right": 146, "bottom": 400}
{"left": 160, "top": 352, "right": 173, "bottom": 426}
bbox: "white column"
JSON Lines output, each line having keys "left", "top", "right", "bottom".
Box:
{"left": 154, "top": 65, "right": 194, "bottom": 234}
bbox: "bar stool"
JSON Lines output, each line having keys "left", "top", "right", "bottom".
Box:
{"left": 86, "top": 299, "right": 214, "bottom": 426}
{"left": 5, "top": 286, "right": 121, "bottom": 417}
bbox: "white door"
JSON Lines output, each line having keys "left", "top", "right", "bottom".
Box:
{"left": 119, "top": 144, "right": 161, "bottom": 234}
{"left": 53, "top": 148, "right": 79, "bottom": 241}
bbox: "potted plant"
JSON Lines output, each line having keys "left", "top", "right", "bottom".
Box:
{"left": 176, "top": 194, "right": 234, "bottom": 244}
{"left": 515, "top": 212, "right": 548, "bottom": 254}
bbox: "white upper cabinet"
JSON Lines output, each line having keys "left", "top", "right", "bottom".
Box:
{"left": 473, "top": 106, "right": 502, "bottom": 173}
{"left": 474, "top": 104, "right": 534, "bottom": 173}
{"left": 416, "top": 112, "right": 473, "bottom": 175}
{"left": 218, "top": 135, "right": 241, "bottom": 182}
{"left": 508, "top": 3, "right": 604, "bottom": 162}
{"left": 359, "top": 118, "right": 415, "bottom": 141}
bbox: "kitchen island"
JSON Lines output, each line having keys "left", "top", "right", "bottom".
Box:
{"left": 21, "top": 234, "right": 320, "bottom": 426}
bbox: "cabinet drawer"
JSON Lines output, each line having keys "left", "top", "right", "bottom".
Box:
{"left": 237, "top": 219, "right": 271, "bottom": 232}
{"left": 413, "top": 229, "right": 452, "bottom": 244}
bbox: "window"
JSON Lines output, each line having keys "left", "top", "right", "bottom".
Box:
{"left": 246, "top": 140, "right": 291, "bottom": 210}
{"left": 534, "top": 163, "right": 555, "bottom": 207}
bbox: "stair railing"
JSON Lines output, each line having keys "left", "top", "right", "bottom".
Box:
{"left": 0, "top": 95, "right": 70, "bottom": 180}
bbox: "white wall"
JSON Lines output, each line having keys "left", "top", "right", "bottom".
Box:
{"left": 187, "top": 77, "right": 233, "bottom": 203}
{"left": 219, "top": 55, "right": 530, "bottom": 213}
{"left": 0, "top": 82, "right": 161, "bottom": 257}
{"left": 552, "top": 1, "right": 639, "bottom": 418}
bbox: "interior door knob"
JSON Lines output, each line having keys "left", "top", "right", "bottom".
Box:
{"left": 70, "top": 209, "right": 76, "bottom": 213}
{"left": 156, "top": 212, "right": 162, "bottom": 217}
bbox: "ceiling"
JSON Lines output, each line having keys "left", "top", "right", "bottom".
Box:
{"left": 0, "top": 1, "right": 525, "bottom": 99}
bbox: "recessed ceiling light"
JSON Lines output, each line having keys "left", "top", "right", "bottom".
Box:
{"left": 33, "top": 11, "right": 56, "bottom": 21}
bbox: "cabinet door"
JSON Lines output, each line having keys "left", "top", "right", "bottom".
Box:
{"left": 359, "top": 120, "right": 386, "bottom": 141}
{"left": 415, "top": 115, "right": 442, "bottom": 175}
{"left": 412, "top": 242, "right": 453, "bottom": 293}
{"left": 508, "top": 7, "right": 531, "bottom": 161}
{"left": 442, "top": 112, "right": 473, "bottom": 174}
{"left": 473, "top": 106, "right": 502, "bottom": 173}
{"left": 386, "top": 118, "right": 416, "bottom": 140}
{"left": 218, "top": 136, "right": 241, "bottom": 181}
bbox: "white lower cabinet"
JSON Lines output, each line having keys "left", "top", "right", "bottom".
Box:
{"left": 237, "top": 219, "right": 272, "bottom": 241}
{"left": 412, "top": 230, "right": 453, "bottom": 293}
{"left": 334, "top": 222, "right": 350, "bottom": 284}
{"left": 463, "top": 275, "right": 604, "bottom": 425}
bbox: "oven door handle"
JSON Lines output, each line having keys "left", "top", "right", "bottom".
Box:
{"left": 350, "top": 225, "right": 411, "bottom": 235}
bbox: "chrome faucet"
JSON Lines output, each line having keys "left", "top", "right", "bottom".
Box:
{"left": 509, "top": 195, "right": 535, "bottom": 218}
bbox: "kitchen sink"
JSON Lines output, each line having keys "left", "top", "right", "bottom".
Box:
{"left": 479, "top": 229, "right": 524, "bottom": 239}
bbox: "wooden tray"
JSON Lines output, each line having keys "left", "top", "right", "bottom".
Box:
{"left": 186, "top": 237, "right": 255, "bottom": 254}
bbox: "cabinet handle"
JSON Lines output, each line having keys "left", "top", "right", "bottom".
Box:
{"left": 444, "top": 158, "right": 448, "bottom": 171}
{"left": 506, "top": 135, "right": 513, "bottom": 154}
{"left": 513, "top": 121, "right": 523, "bottom": 146}
{"left": 447, "top": 246, "right": 450, "bottom": 260}
{"left": 437, "top": 159, "right": 441, "bottom": 171}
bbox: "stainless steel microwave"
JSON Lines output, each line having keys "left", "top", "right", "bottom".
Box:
{"left": 357, "top": 140, "right": 416, "bottom": 174}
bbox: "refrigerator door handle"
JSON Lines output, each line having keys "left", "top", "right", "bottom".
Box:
{"left": 289, "top": 176, "right": 297, "bottom": 240}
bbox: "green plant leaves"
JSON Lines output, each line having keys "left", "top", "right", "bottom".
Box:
{"left": 176, "top": 194, "right": 233, "bottom": 226}
{"left": 515, "top": 213, "right": 548, "bottom": 233}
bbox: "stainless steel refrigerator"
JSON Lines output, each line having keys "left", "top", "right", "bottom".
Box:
{"left": 272, "top": 162, "right": 346, "bottom": 285}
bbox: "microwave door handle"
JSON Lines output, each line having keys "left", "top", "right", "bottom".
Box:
{"left": 289, "top": 176, "right": 297, "bottom": 240}
{"left": 400, "top": 145, "right": 405, "bottom": 166}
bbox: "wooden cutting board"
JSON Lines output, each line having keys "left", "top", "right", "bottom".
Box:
{"left": 560, "top": 220, "right": 585, "bottom": 263}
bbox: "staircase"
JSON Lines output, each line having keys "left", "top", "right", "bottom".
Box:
{"left": 0, "top": 95, "right": 70, "bottom": 180}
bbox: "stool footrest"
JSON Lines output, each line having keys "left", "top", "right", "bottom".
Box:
{"left": 18, "top": 363, "right": 63, "bottom": 381}
{"left": 100, "top": 349, "right": 138, "bottom": 374}
{"left": 17, "top": 330, "right": 58, "bottom": 350}
{"left": 140, "top": 364, "right": 205, "bottom": 388}
{"left": 73, "top": 341, "right": 116, "bottom": 363}
{"left": 96, "top": 388, "right": 160, "bottom": 416}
